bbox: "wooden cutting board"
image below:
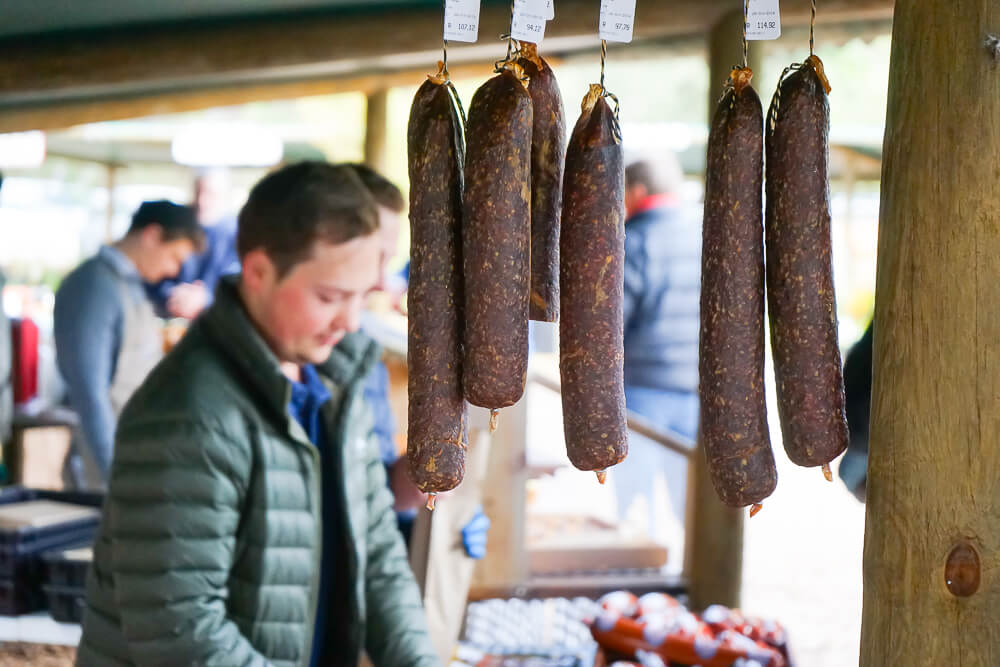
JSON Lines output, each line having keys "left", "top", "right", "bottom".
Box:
{"left": 0, "top": 501, "right": 98, "bottom": 531}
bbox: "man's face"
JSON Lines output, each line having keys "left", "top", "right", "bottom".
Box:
{"left": 250, "top": 234, "right": 381, "bottom": 366}
{"left": 375, "top": 205, "right": 402, "bottom": 291}
{"left": 135, "top": 227, "right": 196, "bottom": 283}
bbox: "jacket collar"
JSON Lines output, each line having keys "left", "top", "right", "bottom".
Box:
{"left": 627, "top": 193, "right": 678, "bottom": 219}
{"left": 200, "top": 275, "right": 379, "bottom": 425}
{"left": 625, "top": 199, "right": 682, "bottom": 227}
{"left": 97, "top": 245, "right": 141, "bottom": 282}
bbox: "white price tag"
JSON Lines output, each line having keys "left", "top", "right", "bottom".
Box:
{"left": 543, "top": 0, "right": 555, "bottom": 20}
{"left": 512, "top": 0, "right": 548, "bottom": 42}
{"left": 444, "top": 0, "right": 481, "bottom": 43}
{"left": 599, "top": 0, "right": 637, "bottom": 43}
{"left": 746, "top": 0, "right": 781, "bottom": 40}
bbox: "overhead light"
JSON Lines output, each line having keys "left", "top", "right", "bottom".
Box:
{"left": 0, "top": 131, "right": 46, "bottom": 168}
{"left": 171, "top": 125, "right": 283, "bottom": 167}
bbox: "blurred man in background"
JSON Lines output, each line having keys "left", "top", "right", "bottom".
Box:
{"left": 614, "top": 154, "right": 701, "bottom": 549}
{"left": 147, "top": 168, "right": 240, "bottom": 318}
{"left": 839, "top": 320, "right": 873, "bottom": 502}
{"left": 622, "top": 155, "right": 701, "bottom": 438}
{"left": 346, "top": 164, "right": 425, "bottom": 517}
{"left": 0, "top": 172, "right": 11, "bottom": 450}
{"left": 54, "top": 200, "right": 203, "bottom": 490}
{"left": 348, "top": 163, "right": 488, "bottom": 557}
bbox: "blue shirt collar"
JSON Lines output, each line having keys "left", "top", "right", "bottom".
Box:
{"left": 288, "top": 364, "right": 333, "bottom": 448}
{"left": 290, "top": 364, "right": 331, "bottom": 403}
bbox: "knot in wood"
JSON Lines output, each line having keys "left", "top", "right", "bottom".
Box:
{"left": 944, "top": 541, "right": 981, "bottom": 597}
{"left": 986, "top": 34, "right": 1000, "bottom": 62}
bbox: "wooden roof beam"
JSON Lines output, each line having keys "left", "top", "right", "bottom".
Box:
{"left": 0, "top": 0, "right": 892, "bottom": 110}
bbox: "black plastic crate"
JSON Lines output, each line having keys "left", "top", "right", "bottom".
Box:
{"left": 43, "top": 542, "right": 93, "bottom": 588}
{"left": 0, "top": 487, "right": 103, "bottom": 581}
{"left": 0, "top": 577, "right": 46, "bottom": 616}
{"left": 0, "top": 486, "right": 104, "bottom": 509}
{"left": 43, "top": 585, "right": 85, "bottom": 624}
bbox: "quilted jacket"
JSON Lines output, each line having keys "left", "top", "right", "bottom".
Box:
{"left": 76, "top": 278, "right": 438, "bottom": 667}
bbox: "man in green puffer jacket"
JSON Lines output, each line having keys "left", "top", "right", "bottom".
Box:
{"left": 77, "top": 162, "right": 440, "bottom": 667}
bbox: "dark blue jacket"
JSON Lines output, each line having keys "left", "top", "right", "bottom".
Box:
{"left": 363, "top": 360, "right": 399, "bottom": 465}
{"left": 623, "top": 204, "right": 702, "bottom": 394}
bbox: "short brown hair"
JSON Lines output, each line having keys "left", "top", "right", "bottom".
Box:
{"left": 237, "top": 162, "right": 379, "bottom": 277}
{"left": 625, "top": 155, "right": 684, "bottom": 196}
{"left": 128, "top": 200, "right": 206, "bottom": 251}
{"left": 345, "top": 163, "right": 405, "bottom": 214}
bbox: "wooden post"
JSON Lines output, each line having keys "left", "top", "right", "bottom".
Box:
{"left": 105, "top": 164, "right": 118, "bottom": 242}
{"left": 684, "top": 8, "right": 762, "bottom": 612}
{"left": 469, "top": 399, "right": 529, "bottom": 597}
{"left": 860, "top": 2, "right": 1000, "bottom": 664}
{"left": 364, "top": 88, "right": 389, "bottom": 175}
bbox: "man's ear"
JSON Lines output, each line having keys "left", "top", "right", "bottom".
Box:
{"left": 241, "top": 248, "right": 276, "bottom": 292}
{"left": 139, "top": 223, "right": 165, "bottom": 246}
{"left": 628, "top": 183, "right": 649, "bottom": 201}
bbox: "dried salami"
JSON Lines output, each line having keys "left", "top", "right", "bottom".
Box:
{"left": 406, "top": 76, "right": 468, "bottom": 492}
{"left": 462, "top": 68, "right": 533, "bottom": 409}
{"left": 518, "top": 43, "right": 566, "bottom": 322}
{"left": 560, "top": 86, "right": 628, "bottom": 473}
{"left": 765, "top": 56, "right": 848, "bottom": 469}
{"left": 699, "top": 69, "right": 777, "bottom": 507}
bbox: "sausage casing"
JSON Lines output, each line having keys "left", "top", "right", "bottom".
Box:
{"left": 559, "top": 87, "right": 628, "bottom": 472}
{"left": 406, "top": 77, "right": 468, "bottom": 492}
{"left": 700, "top": 73, "right": 778, "bottom": 507}
{"left": 518, "top": 43, "right": 566, "bottom": 322}
{"left": 765, "top": 58, "right": 848, "bottom": 468}
{"left": 462, "top": 69, "right": 533, "bottom": 409}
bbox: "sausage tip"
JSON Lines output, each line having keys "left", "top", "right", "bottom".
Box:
{"left": 595, "top": 470, "right": 608, "bottom": 485}
{"left": 822, "top": 462, "right": 833, "bottom": 482}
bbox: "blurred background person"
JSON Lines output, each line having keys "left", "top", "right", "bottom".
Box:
{"left": 621, "top": 154, "right": 701, "bottom": 438}
{"left": 614, "top": 153, "right": 702, "bottom": 547}
{"left": 346, "top": 164, "right": 424, "bottom": 514}
{"left": 0, "top": 172, "right": 11, "bottom": 452}
{"left": 147, "top": 168, "right": 240, "bottom": 319}
{"left": 839, "top": 320, "right": 873, "bottom": 502}
{"left": 347, "top": 163, "right": 488, "bottom": 556}
{"left": 55, "top": 200, "right": 203, "bottom": 490}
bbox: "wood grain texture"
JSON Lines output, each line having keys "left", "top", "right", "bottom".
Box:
{"left": 860, "top": 1, "right": 1000, "bottom": 664}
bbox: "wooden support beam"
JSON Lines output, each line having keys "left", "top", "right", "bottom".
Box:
{"left": 683, "top": 7, "right": 762, "bottom": 612}
{"left": 0, "top": 0, "right": 892, "bottom": 120}
{"left": 364, "top": 88, "right": 390, "bottom": 175}
{"left": 0, "top": 64, "right": 493, "bottom": 134}
{"left": 469, "top": 399, "right": 529, "bottom": 596}
{"left": 105, "top": 164, "right": 117, "bottom": 242}
{"left": 860, "top": 1, "right": 999, "bottom": 664}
